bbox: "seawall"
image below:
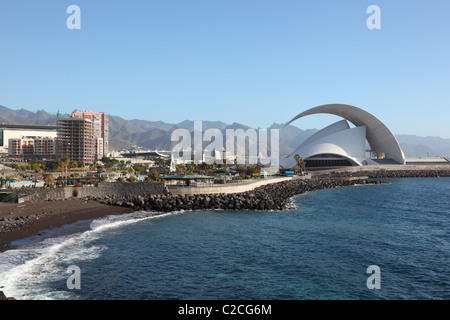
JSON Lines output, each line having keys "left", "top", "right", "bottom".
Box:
{"left": 313, "top": 167, "right": 450, "bottom": 179}
{"left": 12, "top": 182, "right": 168, "bottom": 202}
{"left": 96, "top": 178, "right": 385, "bottom": 212}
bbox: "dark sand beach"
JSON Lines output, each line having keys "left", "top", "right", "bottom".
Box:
{"left": 0, "top": 199, "right": 134, "bottom": 251}
{"left": 2, "top": 167, "right": 449, "bottom": 252}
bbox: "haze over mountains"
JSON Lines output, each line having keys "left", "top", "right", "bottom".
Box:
{"left": 1, "top": 105, "right": 449, "bottom": 158}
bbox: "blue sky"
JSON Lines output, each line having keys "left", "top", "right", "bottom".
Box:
{"left": 1, "top": 0, "right": 449, "bottom": 137}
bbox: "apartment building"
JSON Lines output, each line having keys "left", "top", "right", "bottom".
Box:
{"left": 57, "top": 118, "right": 95, "bottom": 164}
{"left": 8, "top": 136, "right": 56, "bottom": 158}
{"left": 71, "top": 110, "right": 109, "bottom": 156}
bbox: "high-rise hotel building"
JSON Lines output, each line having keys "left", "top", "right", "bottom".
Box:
{"left": 71, "top": 110, "right": 109, "bottom": 157}
{"left": 57, "top": 117, "right": 96, "bottom": 164}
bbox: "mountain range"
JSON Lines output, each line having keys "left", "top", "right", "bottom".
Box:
{"left": 1, "top": 105, "right": 449, "bottom": 158}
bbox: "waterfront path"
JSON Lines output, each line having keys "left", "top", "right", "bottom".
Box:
{"left": 167, "top": 176, "right": 295, "bottom": 195}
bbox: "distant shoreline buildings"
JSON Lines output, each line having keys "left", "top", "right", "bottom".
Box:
{"left": 0, "top": 124, "right": 58, "bottom": 158}
{"left": 0, "top": 110, "right": 109, "bottom": 163}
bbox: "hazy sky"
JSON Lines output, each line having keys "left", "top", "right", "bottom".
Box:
{"left": 1, "top": 1, "right": 449, "bottom": 137}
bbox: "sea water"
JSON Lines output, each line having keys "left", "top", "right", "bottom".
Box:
{"left": 0, "top": 178, "right": 449, "bottom": 300}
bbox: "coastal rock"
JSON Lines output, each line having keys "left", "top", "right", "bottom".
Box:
{"left": 0, "top": 291, "right": 16, "bottom": 300}
{"left": 97, "top": 178, "right": 386, "bottom": 213}
{"left": 316, "top": 169, "right": 450, "bottom": 179}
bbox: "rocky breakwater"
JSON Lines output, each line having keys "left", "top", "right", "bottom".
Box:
{"left": 95, "top": 178, "right": 385, "bottom": 212}
{"left": 317, "top": 169, "right": 450, "bottom": 179}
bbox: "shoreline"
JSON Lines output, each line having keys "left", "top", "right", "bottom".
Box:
{"left": 0, "top": 199, "right": 134, "bottom": 252}
{"left": 95, "top": 177, "right": 386, "bottom": 213}
{"left": 1, "top": 170, "right": 450, "bottom": 253}
{"left": 0, "top": 177, "right": 379, "bottom": 252}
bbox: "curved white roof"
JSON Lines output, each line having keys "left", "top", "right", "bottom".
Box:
{"left": 285, "top": 104, "right": 405, "bottom": 164}
{"left": 281, "top": 123, "right": 369, "bottom": 168}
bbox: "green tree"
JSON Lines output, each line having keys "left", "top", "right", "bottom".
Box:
{"left": 235, "top": 164, "right": 247, "bottom": 178}
{"left": 53, "top": 156, "right": 71, "bottom": 185}
{"left": 30, "top": 160, "right": 45, "bottom": 188}
{"left": 294, "top": 154, "right": 306, "bottom": 174}
{"left": 147, "top": 168, "right": 160, "bottom": 181}
{"left": 132, "top": 164, "right": 148, "bottom": 175}
{"left": 198, "top": 162, "right": 214, "bottom": 175}
{"left": 127, "top": 175, "right": 137, "bottom": 183}
{"left": 60, "top": 156, "right": 71, "bottom": 185}
{"left": 153, "top": 157, "right": 170, "bottom": 169}
{"left": 101, "top": 156, "right": 119, "bottom": 169}
{"left": 69, "top": 160, "right": 79, "bottom": 169}
{"left": 43, "top": 173, "right": 54, "bottom": 188}
{"left": 185, "top": 162, "right": 198, "bottom": 175}
{"left": 175, "top": 163, "right": 186, "bottom": 175}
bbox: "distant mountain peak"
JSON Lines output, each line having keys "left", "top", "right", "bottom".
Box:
{"left": 1, "top": 104, "right": 449, "bottom": 156}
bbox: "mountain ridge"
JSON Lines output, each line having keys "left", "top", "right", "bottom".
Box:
{"left": 1, "top": 105, "right": 449, "bottom": 157}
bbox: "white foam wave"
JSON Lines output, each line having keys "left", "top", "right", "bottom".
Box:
{"left": 0, "top": 210, "right": 182, "bottom": 299}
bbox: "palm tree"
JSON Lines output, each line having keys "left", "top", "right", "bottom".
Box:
{"left": 222, "top": 159, "right": 228, "bottom": 170}
{"left": 59, "top": 156, "right": 71, "bottom": 185}
{"left": 69, "top": 160, "right": 78, "bottom": 169}
{"left": 43, "top": 173, "right": 54, "bottom": 188}
{"left": 175, "top": 163, "right": 186, "bottom": 175}
{"left": 30, "top": 161, "right": 45, "bottom": 188}
{"left": 185, "top": 162, "right": 197, "bottom": 175}
{"left": 89, "top": 161, "right": 97, "bottom": 171}
{"left": 294, "top": 154, "right": 306, "bottom": 174}
{"left": 147, "top": 168, "right": 160, "bottom": 181}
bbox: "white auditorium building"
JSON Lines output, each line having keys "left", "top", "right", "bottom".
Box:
{"left": 280, "top": 104, "right": 406, "bottom": 169}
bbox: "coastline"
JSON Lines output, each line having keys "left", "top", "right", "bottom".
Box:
{"left": 0, "top": 199, "right": 134, "bottom": 252}
{"left": 0, "top": 177, "right": 380, "bottom": 252}
{"left": 1, "top": 168, "right": 450, "bottom": 253}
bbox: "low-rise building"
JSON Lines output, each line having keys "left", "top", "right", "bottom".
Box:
{"left": 0, "top": 124, "right": 57, "bottom": 155}
{"left": 8, "top": 136, "right": 57, "bottom": 159}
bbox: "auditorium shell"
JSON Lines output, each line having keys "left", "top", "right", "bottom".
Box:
{"left": 280, "top": 104, "right": 406, "bottom": 169}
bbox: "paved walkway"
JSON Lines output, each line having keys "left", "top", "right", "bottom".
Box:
{"left": 168, "top": 177, "right": 293, "bottom": 195}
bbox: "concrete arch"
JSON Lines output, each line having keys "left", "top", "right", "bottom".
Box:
{"left": 285, "top": 104, "right": 405, "bottom": 164}
{"left": 280, "top": 124, "right": 369, "bottom": 168}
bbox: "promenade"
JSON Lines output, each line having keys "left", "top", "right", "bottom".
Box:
{"left": 167, "top": 176, "right": 295, "bottom": 195}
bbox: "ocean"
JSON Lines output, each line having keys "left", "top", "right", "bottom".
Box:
{"left": 0, "top": 177, "right": 449, "bottom": 300}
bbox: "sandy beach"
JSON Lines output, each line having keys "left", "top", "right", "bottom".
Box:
{"left": 0, "top": 199, "right": 134, "bottom": 252}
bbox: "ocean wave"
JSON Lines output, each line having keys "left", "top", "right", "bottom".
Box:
{"left": 0, "top": 210, "right": 182, "bottom": 300}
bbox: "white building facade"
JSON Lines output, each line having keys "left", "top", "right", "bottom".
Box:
{"left": 0, "top": 124, "right": 58, "bottom": 155}
{"left": 281, "top": 104, "right": 406, "bottom": 168}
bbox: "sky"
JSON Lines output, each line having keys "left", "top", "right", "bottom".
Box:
{"left": 0, "top": 0, "right": 449, "bottom": 137}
